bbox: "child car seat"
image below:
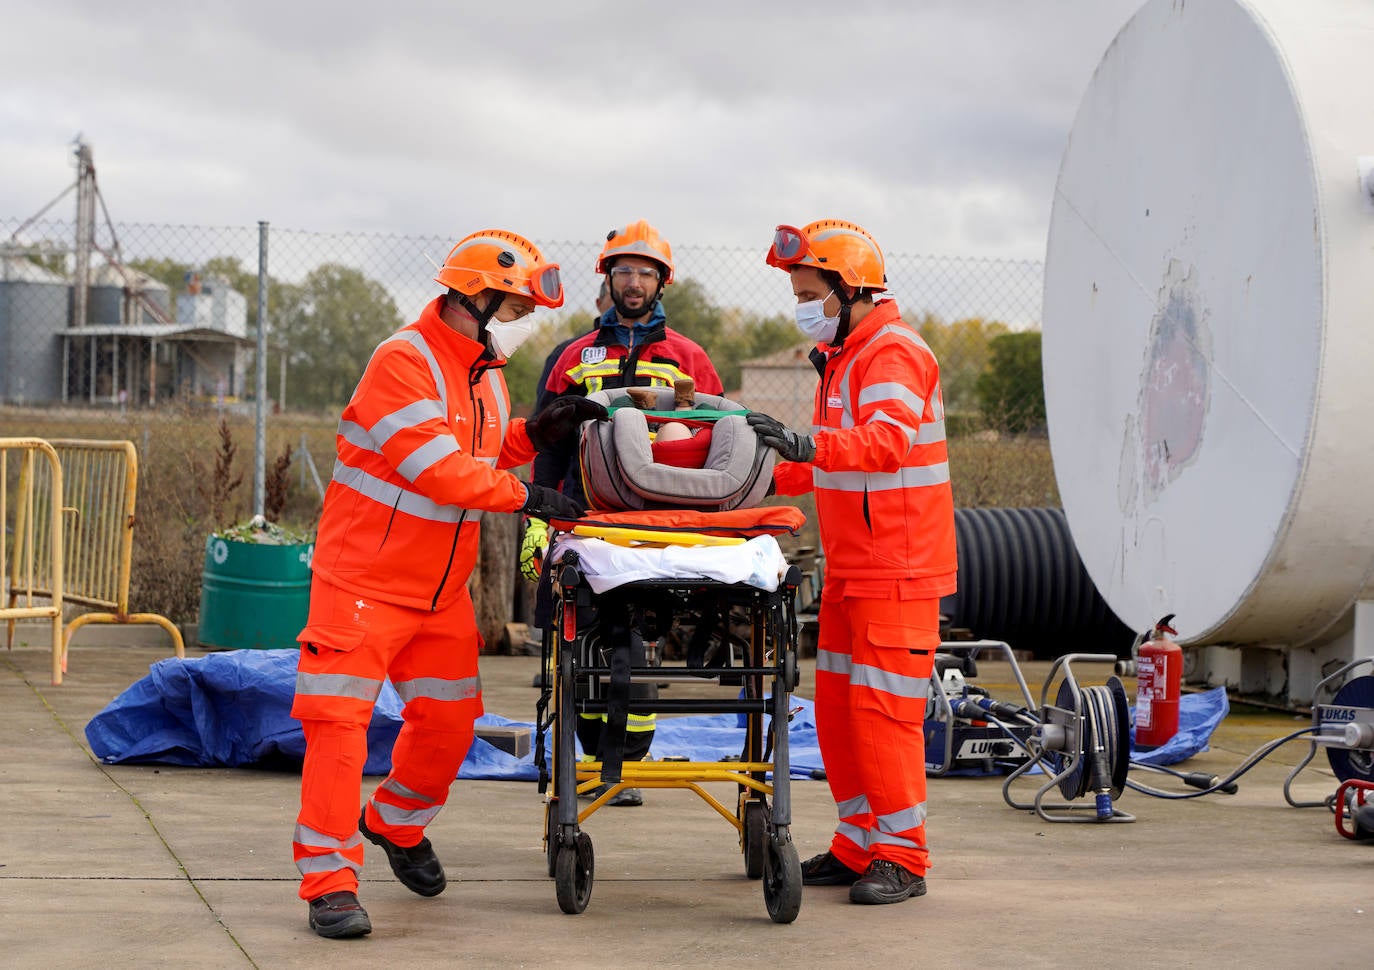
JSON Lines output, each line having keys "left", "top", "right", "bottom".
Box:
{"left": 578, "top": 387, "right": 776, "bottom": 512}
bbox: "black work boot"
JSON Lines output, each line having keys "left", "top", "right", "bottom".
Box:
{"left": 848, "top": 859, "right": 927, "bottom": 904}
{"left": 307, "top": 891, "right": 372, "bottom": 939}
{"left": 359, "top": 810, "right": 447, "bottom": 897}
{"left": 800, "top": 850, "right": 862, "bottom": 886}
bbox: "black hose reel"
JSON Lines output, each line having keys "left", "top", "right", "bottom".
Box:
{"left": 1002, "top": 654, "right": 1135, "bottom": 823}
{"left": 1283, "top": 658, "right": 1374, "bottom": 838}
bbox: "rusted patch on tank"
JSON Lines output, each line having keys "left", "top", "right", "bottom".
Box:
{"left": 1138, "top": 259, "right": 1211, "bottom": 503}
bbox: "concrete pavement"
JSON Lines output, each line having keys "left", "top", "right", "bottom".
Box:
{"left": 1, "top": 637, "right": 1368, "bottom": 969}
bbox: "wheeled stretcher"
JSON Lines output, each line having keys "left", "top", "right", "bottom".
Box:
{"left": 533, "top": 388, "right": 807, "bottom": 923}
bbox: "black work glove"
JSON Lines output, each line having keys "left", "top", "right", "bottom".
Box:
{"left": 519, "top": 481, "right": 587, "bottom": 521}
{"left": 527, "top": 395, "right": 610, "bottom": 452}
{"left": 746, "top": 411, "right": 816, "bottom": 463}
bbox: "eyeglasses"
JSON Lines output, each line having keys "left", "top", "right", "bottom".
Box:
{"left": 766, "top": 225, "right": 810, "bottom": 269}
{"left": 528, "top": 263, "right": 564, "bottom": 307}
{"left": 610, "top": 266, "right": 661, "bottom": 281}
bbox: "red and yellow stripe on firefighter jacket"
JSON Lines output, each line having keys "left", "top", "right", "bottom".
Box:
{"left": 772, "top": 299, "right": 957, "bottom": 594}
{"left": 544, "top": 308, "right": 724, "bottom": 398}
{"left": 309, "top": 296, "right": 536, "bottom": 613}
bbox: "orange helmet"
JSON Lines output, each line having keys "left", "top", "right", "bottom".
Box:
{"left": 765, "top": 219, "right": 886, "bottom": 291}
{"left": 434, "top": 229, "right": 564, "bottom": 308}
{"left": 596, "top": 219, "right": 674, "bottom": 284}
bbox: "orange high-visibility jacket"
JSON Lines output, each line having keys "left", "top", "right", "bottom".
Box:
{"left": 309, "top": 296, "right": 535, "bottom": 612}
{"left": 773, "top": 300, "right": 956, "bottom": 593}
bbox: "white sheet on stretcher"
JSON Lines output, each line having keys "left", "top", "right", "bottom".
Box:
{"left": 550, "top": 533, "right": 789, "bottom": 593}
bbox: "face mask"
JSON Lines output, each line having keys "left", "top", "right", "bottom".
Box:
{"left": 794, "top": 291, "right": 840, "bottom": 344}
{"left": 486, "top": 318, "right": 537, "bottom": 359}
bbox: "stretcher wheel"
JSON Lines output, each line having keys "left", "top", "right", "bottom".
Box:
{"left": 762, "top": 834, "right": 802, "bottom": 924}
{"left": 743, "top": 800, "right": 768, "bottom": 880}
{"left": 544, "top": 799, "right": 558, "bottom": 878}
{"left": 555, "top": 831, "right": 594, "bottom": 915}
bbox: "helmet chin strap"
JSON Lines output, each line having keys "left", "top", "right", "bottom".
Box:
{"left": 822, "top": 271, "right": 861, "bottom": 345}
{"left": 450, "top": 290, "right": 506, "bottom": 344}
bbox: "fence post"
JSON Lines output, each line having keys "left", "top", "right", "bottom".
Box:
{"left": 254, "top": 220, "right": 269, "bottom": 517}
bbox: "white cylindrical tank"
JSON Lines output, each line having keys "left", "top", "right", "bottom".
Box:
{"left": 1043, "top": 0, "right": 1374, "bottom": 670}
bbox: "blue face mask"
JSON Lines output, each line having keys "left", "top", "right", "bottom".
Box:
{"left": 794, "top": 291, "right": 840, "bottom": 344}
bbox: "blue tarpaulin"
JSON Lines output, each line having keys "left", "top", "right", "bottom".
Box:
{"left": 84, "top": 650, "right": 1225, "bottom": 778}
{"left": 83, "top": 650, "right": 826, "bottom": 779}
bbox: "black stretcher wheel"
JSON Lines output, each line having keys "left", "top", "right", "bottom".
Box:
{"left": 743, "top": 800, "right": 768, "bottom": 880}
{"left": 555, "top": 831, "right": 595, "bottom": 915}
{"left": 762, "top": 832, "right": 802, "bottom": 924}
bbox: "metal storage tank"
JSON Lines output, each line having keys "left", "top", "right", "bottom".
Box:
{"left": 0, "top": 255, "right": 69, "bottom": 404}
{"left": 1042, "top": 0, "right": 1374, "bottom": 705}
{"left": 88, "top": 264, "right": 171, "bottom": 325}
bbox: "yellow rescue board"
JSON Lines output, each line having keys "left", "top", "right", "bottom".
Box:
{"left": 570, "top": 525, "right": 747, "bottom": 548}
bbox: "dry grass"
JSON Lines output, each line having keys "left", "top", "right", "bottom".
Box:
{"left": 3, "top": 406, "right": 1059, "bottom": 625}
{"left": 1, "top": 405, "right": 332, "bottom": 624}
{"left": 949, "top": 433, "right": 1059, "bottom": 509}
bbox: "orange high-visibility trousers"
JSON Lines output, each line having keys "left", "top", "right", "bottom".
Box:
{"left": 290, "top": 577, "right": 483, "bottom": 900}
{"left": 813, "top": 581, "right": 938, "bottom": 877}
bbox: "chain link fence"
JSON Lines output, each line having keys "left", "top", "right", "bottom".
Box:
{"left": 2, "top": 218, "right": 1044, "bottom": 432}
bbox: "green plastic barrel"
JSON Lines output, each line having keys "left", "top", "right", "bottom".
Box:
{"left": 198, "top": 535, "right": 314, "bottom": 650}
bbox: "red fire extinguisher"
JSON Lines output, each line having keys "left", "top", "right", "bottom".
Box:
{"left": 1135, "top": 614, "right": 1182, "bottom": 749}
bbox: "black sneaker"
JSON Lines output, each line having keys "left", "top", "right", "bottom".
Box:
{"left": 801, "top": 850, "right": 863, "bottom": 886}
{"left": 307, "top": 891, "right": 372, "bottom": 939}
{"left": 848, "top": 859, "right": 927, "bottom": 904}
{"left": 359, "top": 810, "right": 447, "bottom": 897}
{"left": 578, "top": 784, "right": 644, "bottom": 807}
{"left": 607, "top": 787, "right": 643, "bottom": 807}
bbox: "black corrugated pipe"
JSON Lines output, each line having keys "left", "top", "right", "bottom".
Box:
{"left": 939, "top": 507, "right": 1135, "bottom": 659}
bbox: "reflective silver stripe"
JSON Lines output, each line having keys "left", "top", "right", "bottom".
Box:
{"left": 393, "top": 675, "right": 482, "bottom": 703}
{"left": 371, "top": 399, "right": 446, "bottom": 447}
{"left": 858, "top": 382, "right": 926, "bottom": 416}
{"left": 870, "top": 409, "right": 919, "bottom": 448}
{"left": 485, "top": 370, "right": 509, "bottom": 433}
{"left": 381, "top": 330, "right": 447, "bottom": 410}
{"left": 837, "top": 794, "right": 871, "bottom": 818}
{"left": 813, "top": 463, "right": 951, "bottom": 492}
{"left": 294, "top": 823, "right": 363, "bottom": 850}
{"left": 914, "top": 418, "right": 946, "bottom": 445}
{"left": 837, "top": 325, "right": 937, "bottom": 429}
{"left": 836, "top": 820, "right": 871, "bottom": 851}
{"left": 378, "top": 779, "right": 428, "bottom": 802}
{"left": 331, "top": 459, "right": 481, "bottom": 525}
{"left": 337, "top": 419, "right": 378, "bottom": 453}
{"left": 461, "top": 234, "right": 533, "bottom": 267}
{"left": 376, "top": 799, "right": 442, "bottom": 827}
{"left": 816, "top": 649, "right": 852, "bottom": 676}
{"left": 851, "top": 662, "right": 930, "bottom": 700}
{"left": 577, "top": 712, "right": 658, "bottom": 727}
{"left": 297, "top": 853, "right": 362, "bottom": 876}
{"left": 876, "top": 804, "right": 927, "bottom": 833}
{"left": 294, "top": 671, "right": 384, "bottom": 702}
{"left": 396, "top": 435, "right": 462, "bottom": 483}
{"left": 871, "top": 830, "right": 922, "bottom": 849}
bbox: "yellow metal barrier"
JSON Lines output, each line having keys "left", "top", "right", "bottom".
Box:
{"left": 4, "top": 438, "right": 184, "bottom": 684}
{"left": 2, "top": 438, "right": 65, "bottom": 684}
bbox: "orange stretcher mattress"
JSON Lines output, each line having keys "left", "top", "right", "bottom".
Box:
{"left": 547, "top": 505, "right": 806, "bottom": 540}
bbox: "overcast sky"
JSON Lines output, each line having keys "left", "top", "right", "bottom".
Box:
{"left": 2, "top": 0, "right": 1146, "bottom": 262}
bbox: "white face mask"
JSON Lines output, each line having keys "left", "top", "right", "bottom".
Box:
{"left": 486, "top": 318, "right": 537, "bottom": 359}
{"left": 794, "top": 291, "right": 840, "bottom": 344}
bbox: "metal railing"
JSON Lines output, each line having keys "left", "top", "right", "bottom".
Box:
{"left": 2, "top": 437, "right": 65, "bottom": 683}
{"left": 6, "top": 438, "right": 183, "bottom": 683}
